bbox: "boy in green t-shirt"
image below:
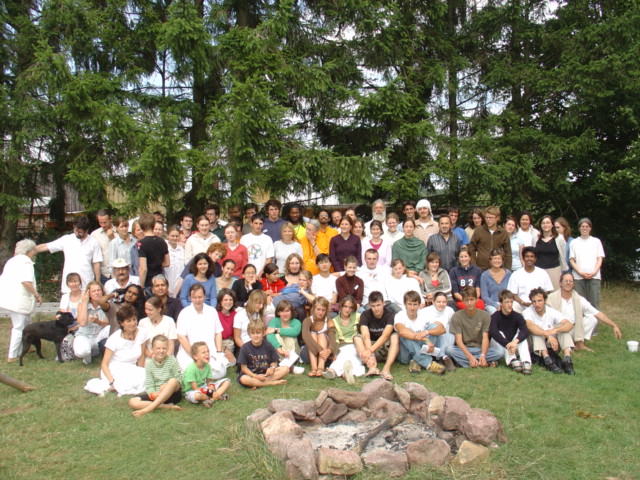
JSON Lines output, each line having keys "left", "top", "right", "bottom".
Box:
{"left": 183, "top": 342, "right": 230, "bottom": 407}
{"left": 129, "top": 335, "right": 183, "bottom": 417}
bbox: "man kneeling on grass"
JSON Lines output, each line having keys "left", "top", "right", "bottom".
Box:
{"left": 445, "top": 286, "right": 502, "bottom": 368}
{"left": 489, "top": 290, "right": 532, "bottom": 375}
{"left": 523, "top": 287, "right": 575, "bottom": 375}
{"left": 394, "top": 291, "right": 446, "bottom": 375}
{"left": 238, "top": 320, "right": 289, "bottom": 388}
{"left": 129, "top": 335, "right": 182, "bottom": 417}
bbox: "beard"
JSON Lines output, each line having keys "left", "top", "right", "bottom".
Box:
{"left": 372, "top": 211, "right": 386, "bottom": 222}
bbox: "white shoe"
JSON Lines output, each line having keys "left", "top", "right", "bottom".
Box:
{"left": 343, "top": 360, "right": 355, "bottom": 384}
{"left": 292, "top": 366, "right": 305, "bottom": 375}
{"left": 83, "top": 356, "right": 92, "bottom": 365}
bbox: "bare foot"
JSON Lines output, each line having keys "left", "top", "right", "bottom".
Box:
{"left": 271, "top": 379, "right": 287, "bottom": 385}
{"left": 132, "top": 408, "right": 150, "bottom": 418}
{"left": 158, "top": 403, "right": 182, "bottom": 411}
{"left": 575, "top": 341, "right": 594, "bottom": 352}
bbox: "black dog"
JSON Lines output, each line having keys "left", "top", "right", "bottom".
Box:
{"left": 19, "top": 311, "right": 76, "bottom": 366}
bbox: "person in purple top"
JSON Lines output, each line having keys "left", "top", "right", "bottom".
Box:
{"left": 329, "top": 216, "right": 362, "bottom": 272}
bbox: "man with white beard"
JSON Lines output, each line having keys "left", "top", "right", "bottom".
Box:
{"left": 364, "top": 199, "right": 388, "bottom": 238}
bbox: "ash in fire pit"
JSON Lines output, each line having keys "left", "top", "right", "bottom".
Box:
{"left": 247, "top": 379, "right": 507, "bottom": 478}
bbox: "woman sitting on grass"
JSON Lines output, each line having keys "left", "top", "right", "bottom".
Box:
{"left": 266, "top": 300, "right": 302, "bottom": 363}
{"left": 101, "top": 304, "right": 148, "bottom": 395}
{"left": 233, "top": 289, "right": 267, "bottom": 348}
{"left": 301, "top": 296, "right": 337, "bottom": 377}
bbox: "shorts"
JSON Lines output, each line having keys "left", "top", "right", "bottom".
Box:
{"left": 139, "top": 389, "right": 182, "bottom": 405}
{"left": 185, "top": 378, "right": 230, "bottom": 403}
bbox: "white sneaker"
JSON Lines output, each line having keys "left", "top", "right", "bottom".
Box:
{"left": 292, "top": 366, "right": 305, "bottom": 375}
{"left": 83, "top": 356, "right": 92, "bottom": 365}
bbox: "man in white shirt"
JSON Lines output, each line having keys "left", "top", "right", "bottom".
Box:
{"left": 104, "top": 258, "right": 140, "bottom": 295}
{"left": 240, "top": 215, "right": 274, "bottom": 278}
{"left": 523, "top": 288, "right": 575, "bottom": 374}
{"left": 394, "top": 290, "right": 446, "bottom": 374}
{"left": 357, "top": 249, "right": 390, "bottom": 307}
{"left": 507, "top": 247, "right": 553, "bottom": 312}
{"left": 91, "top": 209, "right": 115, "bottom": 283}
{"left": 312, "top": 254, "right": 338, "bottom": 304}
{"left": 36, "top": 217, "right": 103, "bottom": 293}
{"left": 547, "top": 271, "right": 621, "bottom": 352}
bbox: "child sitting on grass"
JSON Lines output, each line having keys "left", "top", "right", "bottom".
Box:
{"left": 238, "top": 320, "right": 289, "bottom": 388}
{"left": 183, "top": 342, "right": 230, "bottom": 407}
{"left": 129, "top": 335, "right": 183, "bottom": 417}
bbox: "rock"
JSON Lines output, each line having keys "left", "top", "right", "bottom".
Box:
{"left": 246, "top": 408, "right": 272, "bottom": 432}
{"left": 297, "top": 417, "right": 323, "bottom": 428}
{"left": 341, "top": 409, "right": 368, "bottom": 423}
{"left": 361, "top": 450, "right": 408, "bottom": 477}
{"left": 269, "top": 399, "right": 317, "bottom": 421}
{"left": 316, "top": 448, "right": 363, "bottom": 475}
{"left": 428, "top": 395, "right": 445, "bottom": 415}
{"left": 319, "top": 402, "right": 348, "bottom": 424}
{"left": 393, "top": 384, "right": 411, "bottom": 410}
{"left": 369, "top": 397, "right": 407, "bottom": 419}
{"left": 261, "top": 410, "right": 303, "bottom": 440}
{"left": 406, "top": 438, "right": 451, "bottom": 467}
{"left": 362, "top": 378, "right": 396, "bottom": 406}
{"left": 326, "top": 388, "right": 368, "bottom": 409}
{"left": 285, "top": 460, "right": 304, "bottom": 480}
{"left": 267, "top": 433, "right": 300, "bottom": 460}
{"left": 316, "top": 397, "right": 335, "bottom": 416}
{"left": 287, "top": 436, "right": 319, "bottom": 480}
{"left": 461, "top": 408, "right": 507, "bottom": 446}
{"left": 314, "top": 390, "right": 329, "bottom": 409}
{"left": 410, "top": 399, "right": 428, "bottom": 420}
{"left": 452, "top": 440, "right": 490, "bottom": 466}
{"left": 402, "top": 382, "right": 429, "bottom": 401}
{"left": 440, "top": 396, "right": 472, "bottom": 431}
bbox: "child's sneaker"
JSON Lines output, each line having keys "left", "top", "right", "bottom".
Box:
{"left": 343, "top": 360, "right": 355, "bottom": 384}
{"left": 292, "top": 366, "right": 305, "bottom": 375}
{"left": 427, "top": 361, "right": 445, "bottom": 375}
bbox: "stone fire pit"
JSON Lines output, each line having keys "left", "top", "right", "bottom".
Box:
{"left": 246, "top": 379, "right": 507, "bottom": 478}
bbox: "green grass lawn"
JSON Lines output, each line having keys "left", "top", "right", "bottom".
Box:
{"left": 1, "top": 283, "right": 639, "bottom": 480}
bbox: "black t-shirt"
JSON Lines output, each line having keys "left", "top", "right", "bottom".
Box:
{"left": 237, "top": 340, "right": 279, "bottom": 374}
{"left": 137, "top": 236, "right": 169, "bottom": 286}
{"left": 359, "top": 307, "right": 395, "bottom": 341}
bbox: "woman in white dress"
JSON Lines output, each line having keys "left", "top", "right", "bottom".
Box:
{"left": 101, "top": 304, "right": 148, "bottom": 395}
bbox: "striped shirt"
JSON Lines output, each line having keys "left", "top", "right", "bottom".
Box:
{"left": 145, "top": 355, "right": 183, "bottom": 394}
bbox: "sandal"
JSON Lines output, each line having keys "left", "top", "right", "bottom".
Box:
{"left": 380, "top": 370, "right": 394, "bottom": 381}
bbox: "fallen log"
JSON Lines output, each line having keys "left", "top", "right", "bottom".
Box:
{"left": 0, "top": 372, "right": 35, "bottom": 392}
{"left": 352, "top": 413, "right": 407, "bottom": 454}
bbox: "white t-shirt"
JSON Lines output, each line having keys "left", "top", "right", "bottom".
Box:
{"left": 273, "top": 241, "right": 303, "bottom": 271}
{"left": 523, "top": 305, "right": 566, "bottom": 330}
{"left": 91, "top": 227, "right": 113, "bottom": 277}
{"left": 164, "top": 243, "right": 185, "bottom": 296}
{"left": 104, "top": 276, "right": 140, "bottom": 295}
{"left": 394, "top": 309, "right": 430, "bottom": 333}
{"left": 47, "top": 233, "right": 103, "bottom": 293}
{"left": 312, "top": 274, "right": 337, "bottom": 302}
{"left": 385, "top": 275, "right": 422, "bottom": 307}
{"left": 138, "top": 315, "right": 178, "bottom": 349}
{"left": 554, "top": 296, "right": 600, "bottom": 324}
{"left": 184, "top": 233, "right": 221, "bottom": 264}
{"left": 176, "top": 304, "right": 222, "bottom": 369}
{"left": 233, "top": 308, "right": 262, "bottom": 345}
{"left": 105, "top": 327, "right": 149, "bottom": 365}
{"left": 424, "top": 304, "right": 455, "bottom": 332}
{"left": 357, "top": 265, "right": 390, "bottom": 304}
{"left": 569, "top": 236, "right": 605, "bottom": 280}
{"left": 507, "top": 267, "right": 553, "bottom": 300}
{"left": 381, "top": 230, "right": 404, "bottom": 247}
{"left": 240, "top": 233, "right": 275, "bottom": 275}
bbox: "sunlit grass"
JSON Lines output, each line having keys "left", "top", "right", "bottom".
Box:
{"left": 1, "top": 283, "right": 638, "bottom": 479}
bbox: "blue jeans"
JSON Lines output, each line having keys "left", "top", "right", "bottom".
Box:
{"left": 445, "top": 345, "right": 503, "bottom": 368}
{"left": 398, "top": 324, "right": 455, "bottom": 368}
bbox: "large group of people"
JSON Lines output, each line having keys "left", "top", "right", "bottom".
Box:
{"left": 0, "top": 199, "right": 624, "bottom": 416}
